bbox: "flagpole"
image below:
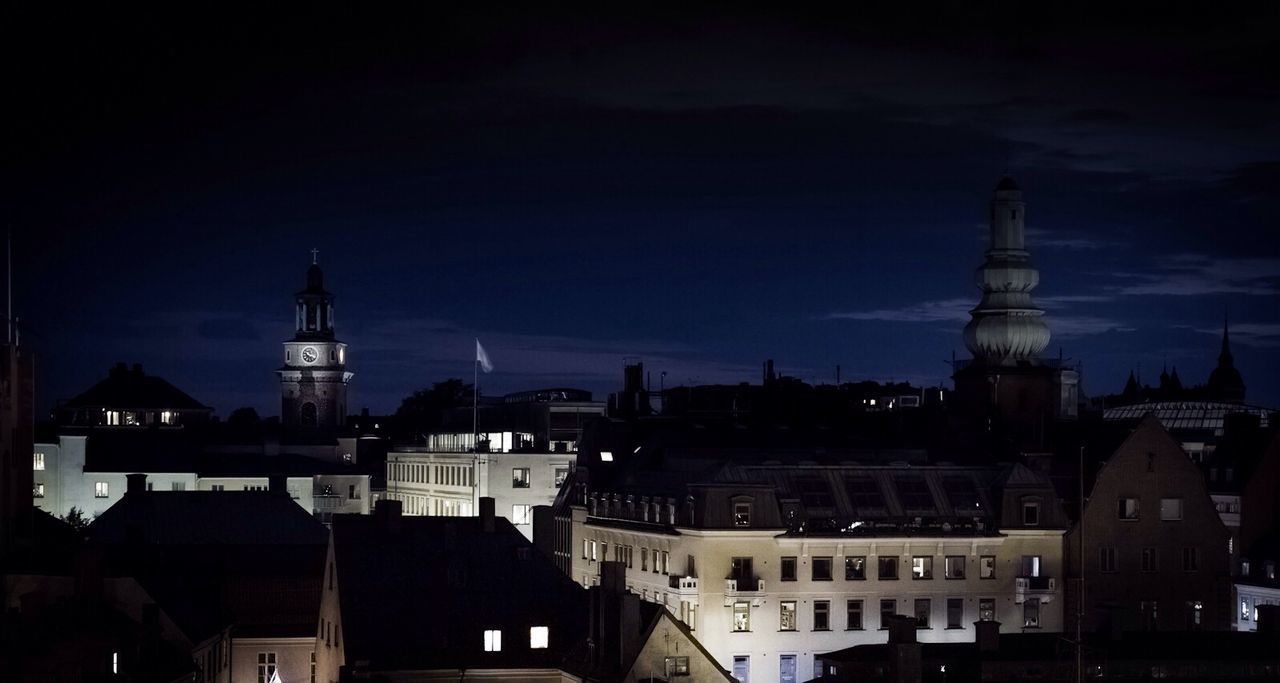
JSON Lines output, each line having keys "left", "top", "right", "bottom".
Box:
{"left": 472, "top": 350, "right": 479, "bottom": 453}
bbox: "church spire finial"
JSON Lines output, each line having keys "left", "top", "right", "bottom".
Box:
{"left": 311, "top": 247, "right": 319, "bottom": 265}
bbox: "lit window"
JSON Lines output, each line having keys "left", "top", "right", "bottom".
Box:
{"left": 945, "top": 556, "right": 965, "bottom": 579}
{"left": 33, "top": 452, "right": 45, "bottom": 471}
{"left": 530, "top": 626, "right": 548, "bottom": 649}
{"left": 779, "top": 600, "right": 797, "bottom": 631}
{"left": 912, "top": 556, "right": 933, "bottom": 580}
{"left": 512, "top": 504, "right": 532, "bottom": 525}
{"left": 113, "top": 651, "right": 118, "bottom": 674}
{"left": 846, "top": 556, "right": 867, "bottom": 580}
{"left": 1117, "top": 497, "right": 1140, "bottom": 520}
{"left": 512, "top": 468, "right": 531, "bottom": 488}
{"left": 979, "top": 598, "right": 995, "bottom": 621}
{"left": 732, "top": 601, "right": 751, "bottom": 631}
{"left": 733, "top": 502, "right": 751, "bottom": 527}
{"left": 664, "top": 656, "right": 690, "bottom": 677}
{"left": 256, "top": 652, "right": 277, "bottom": 683}
{"left": 1024, "top": 597, "right": 1041, "bottom": 628}
{"left": 1020, "top": 555, "right": 1042, "bottom": 578}
{"left": 554, "top": 467, "right": 570, "bottom": 488}
{"left": 1160, "top": 498, "right": 1183, "bottom": 521}
{"left": 979, "top": 556, "right": 996, "bottom": 579}
{"left": 483, "top": 629, "right": 502, "bottom": 651}
{"left": 33, "top": 483, "right": 44, "bottom": 498}
{"left": 95, "top": 481, "right": 109, "bottom": 498}
{"left": 600, "top": 451, "right": 614, "bottom": 462}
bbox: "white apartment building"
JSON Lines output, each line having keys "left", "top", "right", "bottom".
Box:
{"left": 564, "top": 455, "right": 1067, "bottom": 683}
{"left": 384, "top": 447, "right": 573, "bottom": 540}
{"left": 33, "top": 435, "right": 370, "bottom": 521}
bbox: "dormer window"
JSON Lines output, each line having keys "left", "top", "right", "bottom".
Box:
{"left": 1022, "top": 500, "right": 1040, "bottom": 526}
{"left": 733, "top": 502, "right": 752, "bottom": 527}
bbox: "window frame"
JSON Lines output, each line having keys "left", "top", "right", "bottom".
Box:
{"left": 846, "top": 599, "right": 864, "bottom": 630}
{"left": 732, "top": 600, "right": 751, "bottom": 632}
{"left": 483, "top": 629, "right": 502, "bottom": 652}
{"left": 914, "top": 598, "right": 931, "bottom": 629}
{"left": 944, "top": 555, "right": 965, "bottom": 580}
{"left": 94, "top": 481, "right": 109, "bottom": 498}
{"left": 812, "top": 556, "right": 833, "bottom": 581}
{"left": 1117, "top": 497, "right": 1140, "bottom": 521}
{"left": 780, "top": 556, "right": 797, "bottom": 582}
{"left": 779, "top": 600, "right": 798, "bottom": 632}
{"left": 1160, "top": 497, "right": 1184, "bottom": 521}
{"left": 878, "top": 555, "right": 899, "bottom": 580}
{"left": 845, "top": 555, "right": 867, "bottom": 580}
{"left": 813, "top": 600, "right": 831, "bottom": 631}
{"left": 979, "top": 555, "right": 996, "bottom": 579}
{"left": 529, "top": 626, "right": 549, "bottom": 649}
{"left": 879, "top": 599, "right": 896, "bottom": 629}
{"left": 911, "top": 555, "right": 934, "bottom": 580}
{"left": 946, "top": 598, "right": 964, "bottom": 629}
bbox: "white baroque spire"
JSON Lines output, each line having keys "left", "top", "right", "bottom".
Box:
{"left": 962, "top": 178, "right": 1051, "bottom": 364}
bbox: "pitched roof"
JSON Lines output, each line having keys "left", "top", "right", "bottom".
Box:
{"left": 333, "top": 513, "right": 588, "bottom": 673}
{"left": 63, "top": 363, "right": 209, "bottom": 411}
{"left": 87, "top": 489, "right": 328, "bottom": 546}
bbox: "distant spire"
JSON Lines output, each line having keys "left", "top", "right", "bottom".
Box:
{"left": 311, "top": 247, "right": 319, "bottom": 265}
{"left": 1221, "top": 310, "right": 1232, "bottom": 360}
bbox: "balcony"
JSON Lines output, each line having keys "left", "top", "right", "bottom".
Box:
{"left": 724, "top": 577, "right": 765, "bottom": 606}
{"left": 1015, "top": 576, "right": 1056, "bottom": 603}
{"left": 670, "top": 576, "right": 700, "bottom": 595}
{"left": 313, "top": 494, "right": 344, "bottom": 512}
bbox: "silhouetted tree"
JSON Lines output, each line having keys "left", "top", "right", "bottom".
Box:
{"left": 394, "top": 379, "right": 472, "bottom": 441}
{"left": 228, "top": 406, "right": 262, "bottom": 427}
{"left": 62, "top": 506, "right": 90, "bottom": 531}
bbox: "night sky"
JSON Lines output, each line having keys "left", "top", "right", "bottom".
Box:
{"left": 9, "top": 5, "right": 1280, "bottom": 417}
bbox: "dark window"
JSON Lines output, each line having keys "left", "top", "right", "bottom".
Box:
{"left": 845, "top": 556, "right": 867, "bottom": 580}
{"left": 844, "top": 477, "right": 886, "bottom": 512}
{"left": 1141, "top": 548, "right": 1158, "bottom": 573}
{"left": 879, "top": 599, "right": 896, "bottom": 629}
{"left": 878, "top": 556, "right": 899, "bottom": 580}
{"left": 1118, "top": 498, "right": 1140, "bottom": 520}
{"left": 945, "top": 556, "right": 965, "bottom": 579}
{"left": 796, "top": 477, "right": 835, "bottom": 508}
{"left": 895, "top": 477, "right": 936, "bottom": 513}
{"left": 1022, "top": 501, "right": 1040, "bottom": 526}
{"left": 1183, "top": 547, "right": 1198, "bottom": 572}
{"left": 847, "top": 599, "right": 864, "bottom": 630}
{"left": 1099, "top": 547, "right": 1118, "bottom": 573}
{"left": 781, "top": 556, "right": 797, "bottom": 581}
{"left": 812, "top": 556, "right": 833, "bottom": 581}
{"left": 947, "top": 598, "right": 964, "bottom": 628}
{"left": 914, "top": 599, "right": 931, "bottom": 628}
{"left": 730, "top": 557, "right": 754, "bottom": 585}
{"left": 814, "top": 600, "right": 831, "bottom": 631}
{"left": 940, "top": 476, "right": 981, "bottom": 511}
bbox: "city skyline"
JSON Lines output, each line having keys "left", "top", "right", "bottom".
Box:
{"left": 10, "top": 5, "right": 1279, "bottom": 416}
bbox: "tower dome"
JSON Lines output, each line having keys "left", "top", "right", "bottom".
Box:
{"left": 962, "top": 178, "right": 1050, "bottom": 364}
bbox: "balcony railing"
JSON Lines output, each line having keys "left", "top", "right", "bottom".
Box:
{"left": 670, "top": 576, "right": 699, "bottom": 594}
{"left": 725, "top": 577, "right": 765, "bottom": 594}
{"left": 313, "top": 494, "right": 344, "bottom": 511}
{"left": 1015, "top": 576, "right": 1056, "bottom": 603}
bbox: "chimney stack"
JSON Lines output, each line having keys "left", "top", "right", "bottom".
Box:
{"left": 884, "top": 614, "right": 921, "bottom": 683}
{"left": 975, "top": 620, "right": 1001, "bottom": 652}
{"left": 374, "top": 499, "right": 403, "bottom": 534}
{"left": 268, "top": 474, "right": 287, "bottom": 495}
{"left": 126, "top": 473, "right": 147, "bottom": 495}
{"left": 479, "top": 496, "right": 495, "bottom": 532}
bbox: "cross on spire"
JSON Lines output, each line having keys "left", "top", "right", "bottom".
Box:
{"left": 311, "top": 247, "right": 319, "bottom": 265}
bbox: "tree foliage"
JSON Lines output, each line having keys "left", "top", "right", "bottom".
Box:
{"left": 393, "top": 379, "right": 472, "bottom": 440}
{"left": 62, "top": 506, "right": 90, "bottom": 531}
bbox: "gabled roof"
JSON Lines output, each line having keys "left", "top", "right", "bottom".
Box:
{"left": 87, "top": 489, "right": 328, "bottom": 546}
{"left": 333, "top": 513, "right": 588, "bottom": 673}
{"left": 63, "top": 363, "right": 209, "bottom": 411}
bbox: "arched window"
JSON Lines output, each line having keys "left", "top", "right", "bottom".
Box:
{"left": 300, "top": 402, "right": 318, "bottom": 426}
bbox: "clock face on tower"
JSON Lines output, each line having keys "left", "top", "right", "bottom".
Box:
{"left": 301, "top": 346, "right": 319, "bottom": 364}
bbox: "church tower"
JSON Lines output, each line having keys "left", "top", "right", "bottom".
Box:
{"left": 953, "top": 178, "right": 1078, "bottom": 452}
{"left": 1207, "top": 315, "right": 1246, "bottom": 403}
{"left": 277, "top": 252, "right": 352, "bottom": 430}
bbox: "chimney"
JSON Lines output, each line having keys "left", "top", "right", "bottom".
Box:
{"left": 268, "top": 474, "right": 288, "bottom": 495}
{"left": 111, "top": 362, "right": 127, "bottom": 378}
{"left": 131, "top": 363, "right": 143, "bottom": 376}
{"left": 884, "top": 614, "right": 921, "bottom": 683}
{"left": 589, "top": 561, "right": 640, "bottom": 671}
{"left": 374, "top": 499, "right": 402, "bottom": 534}
{"left": 479, "top": 496, "right": 495, "bottom": 533}
{"left": 126, "top": 473, "right": 147, "bottom": 495}
{"left": 531, "top": 505, "right": 555, "bottom": 560}
{"left": 974, "top": 620, "right": 1001, "bottom": 652}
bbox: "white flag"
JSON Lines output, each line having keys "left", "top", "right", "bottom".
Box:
{"left": 475, "top": 339, "right": 494, "bottom": 373}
